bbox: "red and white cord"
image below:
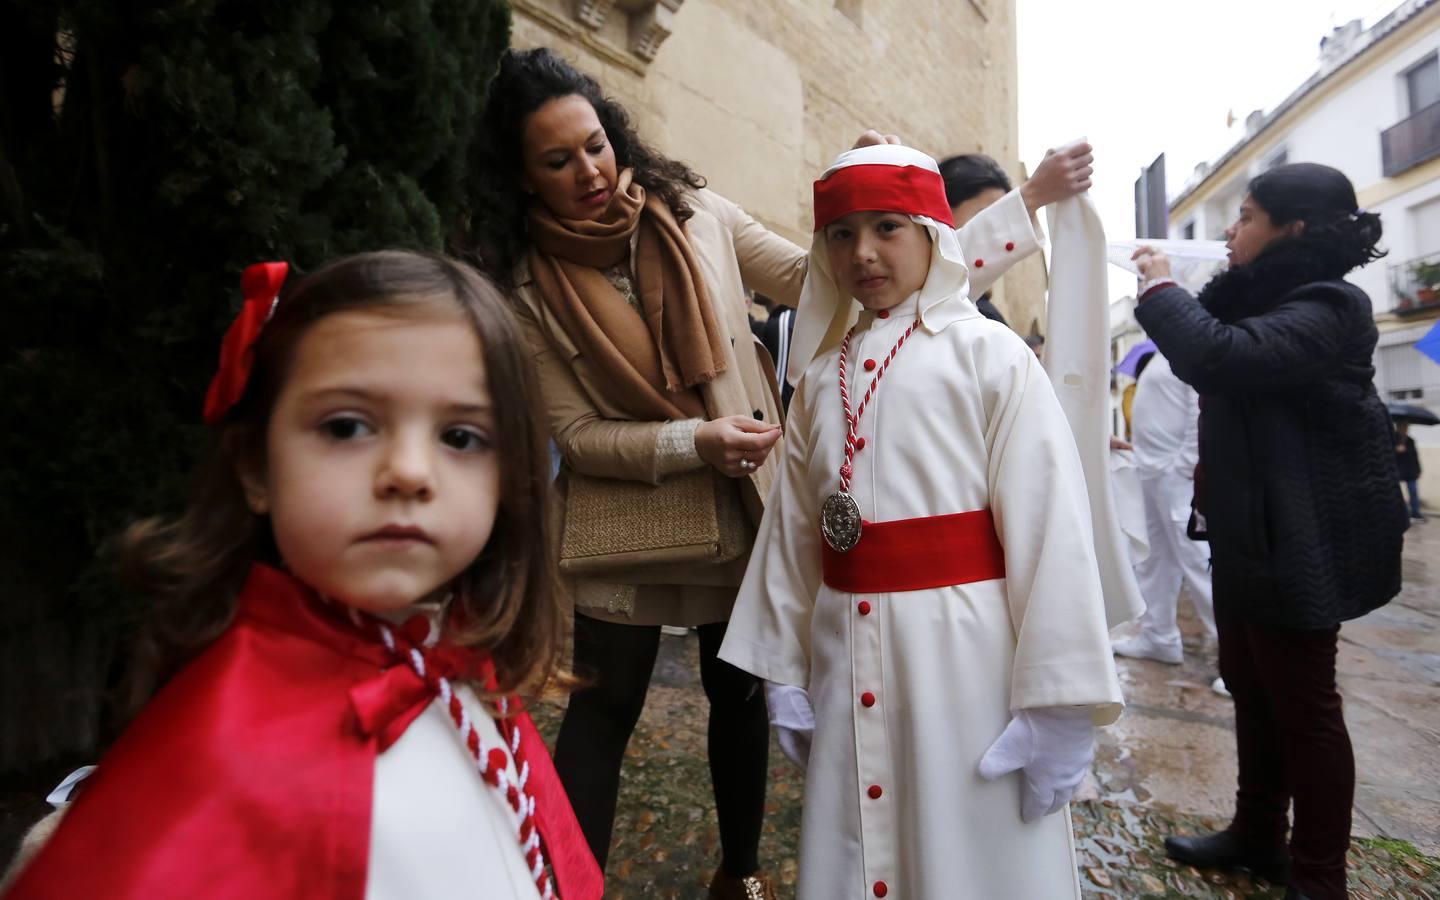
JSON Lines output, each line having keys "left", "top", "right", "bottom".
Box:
{"left": 374, "top": 622, "right": 556, "bottom": 900}
{"left": 836, "top": 320, "right": 920, "bottom": 492}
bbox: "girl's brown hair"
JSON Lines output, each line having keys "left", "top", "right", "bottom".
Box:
{"left": 120, "top": 250, "right": 566, "bottom": 710}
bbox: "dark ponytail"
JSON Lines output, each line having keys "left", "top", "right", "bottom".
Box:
{"left": 1248, "top": 162, "right": 1385, "bottom": 274}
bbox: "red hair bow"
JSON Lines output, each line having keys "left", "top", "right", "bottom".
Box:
{"left": 202, "top": 262, "right": 289, "bottom": 424}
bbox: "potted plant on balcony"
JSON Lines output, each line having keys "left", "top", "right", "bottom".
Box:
{"left": 1409, "top": 260, "right": 1440, "bottom": 306}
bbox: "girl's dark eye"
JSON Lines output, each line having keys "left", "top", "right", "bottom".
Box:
{"left": 442, "top": 427, "right": 490, "bottom": 452}
{"left": 588, "top": 143, "right": 607, "bottom": 155}
{"left": 321, "top": 416, "right": 373, "bottom": 441}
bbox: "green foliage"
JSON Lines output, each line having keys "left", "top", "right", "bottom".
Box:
{"left": 0, "top": 0, "right": 511, "bottom": 762}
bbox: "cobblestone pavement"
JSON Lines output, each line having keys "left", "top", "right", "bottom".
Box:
{"left": 533, "top": 518, "right": 1440, "bottom": 898}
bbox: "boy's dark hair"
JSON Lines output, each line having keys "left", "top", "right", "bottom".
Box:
{"left": 1248, "top": 162, "right": 1385, "bottom": 273}
{"left": 474, "top": 48, "right": 706, "bottom": 283}
{"left": 938, "top": 153, "right": 1013, "bottom": 209}
{"left": 120, "top": 251, "right": 568, "bottom": 711}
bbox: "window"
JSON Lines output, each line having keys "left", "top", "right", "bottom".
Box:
{"left": 1182, "top": 222, "right": 1195, "bottom": 240}
{"left": 1263, "top": 147, "right": 1289, "bottom": 170}
{"left": 1405, "top": 54, "right": 1440, "bottom": 115}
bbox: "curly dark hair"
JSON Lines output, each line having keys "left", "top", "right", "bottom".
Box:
{"left": 1248, "top": 162, "right": 1385, "bottom": 274}
{"left": 470, "top": 48, "right": 706, "bottom": 285}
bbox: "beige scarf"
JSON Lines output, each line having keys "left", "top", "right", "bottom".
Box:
{"left": 527, "top": 169, "right": 728, "bottom": 421}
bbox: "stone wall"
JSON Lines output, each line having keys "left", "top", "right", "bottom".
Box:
{"left": 509, "top": 0, "right": 1048, "bottom": 333}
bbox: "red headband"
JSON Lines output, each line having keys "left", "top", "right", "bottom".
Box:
{"left": 813, "top": 164, "right": 955, "bottom": 231}
{"left": 202, "top": 261, "right": 289, "bottom": 424}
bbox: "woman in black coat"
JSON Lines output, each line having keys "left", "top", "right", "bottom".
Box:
{"left": 1131, "top": 162, "right": 1408, "bottom": 900}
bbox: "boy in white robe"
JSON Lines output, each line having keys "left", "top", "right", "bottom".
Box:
{"left": 719, "top": 144, "right": 1124, "bottom": 900}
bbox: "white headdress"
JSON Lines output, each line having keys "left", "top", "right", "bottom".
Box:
{"left": 786, "top": 144, "right": 979, "bottom": 386}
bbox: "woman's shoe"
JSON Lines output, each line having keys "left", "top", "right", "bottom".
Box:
{"left": 1282, "top": 888, "right": 1314, "bottom": 900}
{"left": 1163, "top": 830, "right": 1290, "bottom": 883}
{"left": 708, "top": 867, "right": 777, "bottom": 900}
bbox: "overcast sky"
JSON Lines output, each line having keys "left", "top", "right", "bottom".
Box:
{"left": 1016, "top": 0, "right": 1401, "bottom": 287}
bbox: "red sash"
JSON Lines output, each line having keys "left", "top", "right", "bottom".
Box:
{"left": 821, "top": 509, "right": 1005, "bottom": 593}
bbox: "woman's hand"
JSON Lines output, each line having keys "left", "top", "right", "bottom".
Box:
{"left": 1131, "top": 246, "right": 1173, "bottom": 281}
{"left": 853, "top": 130, "right": 902, "bottom": 149}
{"left": 696, "top": 415, "right": 782, "bottom": 478}
{"left": 1020, "top": 142, "right": 1095, "bottom": 214}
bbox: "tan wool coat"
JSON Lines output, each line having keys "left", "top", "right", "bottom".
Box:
{"left": 511, "top": 189, "right": 807, "bottom": 625}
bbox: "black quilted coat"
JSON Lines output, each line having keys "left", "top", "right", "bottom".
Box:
{"left": 1135, "top": 243, "right": 1408, "bottom": 629}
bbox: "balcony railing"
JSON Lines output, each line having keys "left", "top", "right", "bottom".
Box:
{"left": 1381, "top": 100, "right": 1440, "bottom": 177}
{"left": 1388, "top": 248, "right": 1440, "bottom": 315}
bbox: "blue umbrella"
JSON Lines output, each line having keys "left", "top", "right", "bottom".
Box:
{"left": 1417, "top": 321, "right": 1440, "bottom": 366}
{"left": 1114, "top": 339, "right": 1158, "bottom": 377}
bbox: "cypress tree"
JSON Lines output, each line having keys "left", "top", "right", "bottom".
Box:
{"left": 0, "top": 0, "right": 511, "bottom": 772}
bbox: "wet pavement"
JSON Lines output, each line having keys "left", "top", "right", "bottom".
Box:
{"left": 532, "top": 517, "right": 1440, "bottom": 898}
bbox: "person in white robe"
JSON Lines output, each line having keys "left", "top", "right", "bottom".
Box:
{"left": 1111, "top": 350, "right": 1218, "bottom": 665}
{"left": 719, "top": 144, "right": 1126, "bottom": 900}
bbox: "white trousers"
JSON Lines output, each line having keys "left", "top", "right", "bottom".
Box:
{"left": 1133, "top": 472, "right": 1215, "bottom": 652}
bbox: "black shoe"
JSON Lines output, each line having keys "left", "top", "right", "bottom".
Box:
{"left": 1283, "top": 889, "right": 1314, "bottom": 900}
{"left": 1163, "top": 830, "right": 1290, "bottom": 883}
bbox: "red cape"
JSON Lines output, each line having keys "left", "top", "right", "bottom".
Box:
{"left": 7, "top": 565, "right": 601, "bottom": 900}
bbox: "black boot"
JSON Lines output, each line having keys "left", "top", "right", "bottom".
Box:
{"left": 1282, "top": 889, "right": 1314, "bottom": 900}
{"left": 1163, "top": 831, "right": 1290, "bottom": 883}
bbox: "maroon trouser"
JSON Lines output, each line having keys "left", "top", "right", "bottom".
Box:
{"left": 1215, "top": 600, "right": 1353, "bottom": 900}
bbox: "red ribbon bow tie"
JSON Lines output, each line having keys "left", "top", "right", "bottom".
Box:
{"left": 348, "top": 627, "right": 497, "bottom": 752}
{"left": 203, "top": 261, "right": 289, "bottom": 424}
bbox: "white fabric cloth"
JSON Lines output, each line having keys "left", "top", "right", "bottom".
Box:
{"left": 720, "top": 288, "right": 1123, "bottom": 898}
{"left": 1109, "top": 448, "right": 1149, "bottom": 565}
{"left": 1043, "top": 195, "right": 1146, "bottom": 630}
{"left": 765, "top": 681, "right": 815, "bottom": 770}
{"left": 785, "top": 144, "right": 1038, "bottom": 387}
{"left": 978, "top": 707, "right": 1096, "bottom": 823}
{"left": 368, "top": 684, "right": 541, "bottom": 900}
{"left": 1128, "top": 353, "right": 1215, "bottom": 651}
{"left": 1107, "top": 239, "right": 1228, "bottom": 291}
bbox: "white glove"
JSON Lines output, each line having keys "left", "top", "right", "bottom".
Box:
{"left": 764, "top": 681, "right": 815, "bottom": 772}
{"left": 977, "top": 707, "right": 1095, "bottom": 823}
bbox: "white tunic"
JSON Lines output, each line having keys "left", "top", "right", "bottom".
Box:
{"left": 368, "top": 685, "right": 541, "bottom": 900}
{"left": 720, "top": 293, "right": 1124, "bottom": 900}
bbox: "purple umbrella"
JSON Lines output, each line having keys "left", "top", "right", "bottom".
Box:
{"left": 1114, "top": 340, "right": 1158, "bottom": 377}
{"left": 1418, "top": 321, "right": 1440, "bottom": 366}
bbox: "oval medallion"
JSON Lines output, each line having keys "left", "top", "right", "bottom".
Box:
{"left": 820, "top": 491, "right": 863, "bottom": 553}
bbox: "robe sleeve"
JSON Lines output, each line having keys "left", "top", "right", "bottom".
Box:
{"left": 717, "top": 369, "right": 824, "bottom": 687}
{"left": 957, "top": 188, "right": 1040, "bottom": 299}
{"left": 984, "top": 345, "right": 1124, "bottom": 725}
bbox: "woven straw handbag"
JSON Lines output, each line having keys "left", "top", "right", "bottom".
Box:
{"left": 558, "top": 467, "right": 747, "bottom": 575}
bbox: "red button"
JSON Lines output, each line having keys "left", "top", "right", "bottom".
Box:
{"left": 863, "top": 358, "right": 877, "bottom": 371}
{"left": 861, "top": 691, "right": 876, "bottom": 707}
{"left": 877, "top": 309, "right": 890, "bottom": 319}
{"left": 874, "top": 882, "right": 888, "bottom": 897}
{"left": 857, "top": 600, "right": 871, "bottom": 615}
{"left": 1005, "top": 241, "right": 1016, "bottom": 251}
{"left": 868, "top": 784, "right": 883, "bottom": 799}
{"left": 974, "top": 258, "right": 985, "bottom": 267}
{"left": 856, "top": 437, "right": 866, "bottom": 450}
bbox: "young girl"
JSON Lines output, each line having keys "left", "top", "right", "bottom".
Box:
{"left": 3, "top": 252, "right": 602, "bottom": 900}
{"left": 719, "top": 145, "right": 1124, "bottom": 899}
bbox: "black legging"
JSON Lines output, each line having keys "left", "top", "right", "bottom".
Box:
{"left": 552, "top": 614, "right": 769, "bottom": 875}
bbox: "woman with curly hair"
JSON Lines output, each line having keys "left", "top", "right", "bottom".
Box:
{"left": 1131, "top": 163, "right": 1408, "bottom": 900}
